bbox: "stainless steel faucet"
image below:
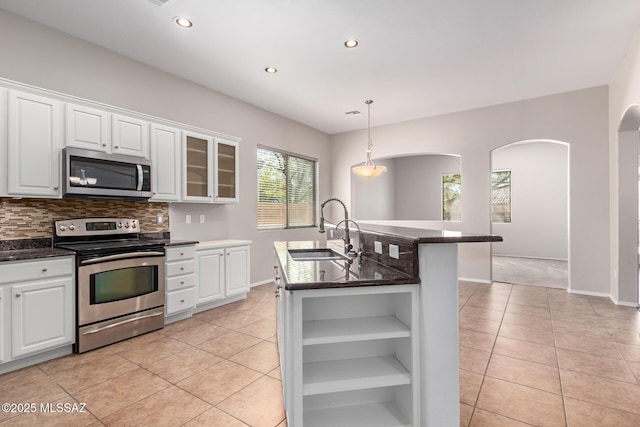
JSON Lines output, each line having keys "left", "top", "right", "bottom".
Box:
{"left": 336, "top": 219, "right": 362, "bottom": 259}
{"left": 319, "top": 198, "right": 351, "bottom": 254}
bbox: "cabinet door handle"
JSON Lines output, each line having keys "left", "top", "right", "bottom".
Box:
{"left": 42, "top": 268, "right": 48, "bottom": 272}
{"left": 180, "top": 281, "right": 184, "bottom": 285}
{"left": 53, "top": 186, "right": 59, "bottom": 190}
{"left": 180, "top": 267, "right": 184, "bottom": 271}
{"left": 180, "top": 252, "right": 184, "bottom": 256}
{"left": 15, "top": 293, "right": 21, "bottom": 298}
{"left": 102, "top": 143, "right": 107, "bottom": 147}
{"left": 180, "top": 299, "right": 185, "bottom": 303}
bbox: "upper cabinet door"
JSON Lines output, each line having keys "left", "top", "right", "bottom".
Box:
{"left": 214, "top": 139, "right": 239, "bottom": 203}
{"left": 182, "top": 132, "right": 214, "bottom": 202}
{"left": 112, "top": 114, "right": 149, "bottom": 158}
{"left": 7, "top": 90, "right": 61, "bottom": 197}
{"left": 65, "top": 103, "right": 109, "bottom": 152}
{"left": 150, "top": 124, "right": 181, "bottom": 202}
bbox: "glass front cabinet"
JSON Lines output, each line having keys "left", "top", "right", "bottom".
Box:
{"left": 214, "top": 138, "right": 239, "bottom": 203}
{"left": 183, "top": 132, "right": 213, "bottom": 202}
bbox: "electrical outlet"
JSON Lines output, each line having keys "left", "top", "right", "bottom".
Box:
{"left": 156, "top": 215, "right": 163, "bottom": 225}
{"left": 374, "top": 241, "right": 383, "bottom": 254}
{"left": 199, "top": 214, "right": 205, "bottom": 223}
{"left": 186, "top": 214, "right": 191, "bottom": 224}
{"left": 389, "top": 244, "right": 399, "bottom": 259}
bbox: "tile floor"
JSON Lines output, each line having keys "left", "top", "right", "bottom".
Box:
{"left": 1, "top": 281, "right": 640, "bottom": 426}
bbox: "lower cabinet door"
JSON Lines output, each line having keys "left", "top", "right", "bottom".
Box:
{"left": 11, "top": 277, "right": 74, "bottom": 358}
{"left": 225, "top": 246, "right": 250, "bottom": 297}
{"left": 197, "top": 249, "right": 224, "bottom": 304}
{"left": 166, "top": 287, "right": 196, "bottom": 315}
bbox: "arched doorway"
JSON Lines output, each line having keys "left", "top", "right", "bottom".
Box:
{"left": 615, "top": 105, "right": 640, "bottom": 305}
{"left": 490, "top": 140, "right": 570, "bottom": 289}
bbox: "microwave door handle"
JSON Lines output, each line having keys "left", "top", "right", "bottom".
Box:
{"left": 79, "top": 251, "right": 165, "bottom": 265}
{"left": 137, "top": 164, "right": 143, "bottom": 191}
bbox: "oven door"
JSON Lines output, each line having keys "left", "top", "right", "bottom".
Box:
{"left": 78, "top": 254, "right": 165, "bottom": 326}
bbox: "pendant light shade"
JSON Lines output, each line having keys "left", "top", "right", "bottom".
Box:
{"left": 352, "top": 100, "right": 387, "bottom": 178}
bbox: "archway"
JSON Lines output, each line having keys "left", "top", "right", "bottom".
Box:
{"left": 490, "top": 140, "right": 570, "bottom": 289}
{"left": 615, "top": 105, "right": 640, "bottom": 305}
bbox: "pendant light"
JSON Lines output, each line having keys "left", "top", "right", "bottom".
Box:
{"left": 352, "top": 99, "right": 388, "bottom": 178}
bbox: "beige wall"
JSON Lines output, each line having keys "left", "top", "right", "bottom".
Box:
{"left": 609, "top": 30, "right": 640, "bottom": 304}
{"left": 331, "top": 87, "right": 610, "bottom": 293}
{"left": 0, "top": 10, "right": 332, "bottom": 284}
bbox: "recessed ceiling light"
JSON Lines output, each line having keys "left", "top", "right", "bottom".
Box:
{"left": 174, "top": 17, "right": 193, "bottom": 28}
{"left": 264, "top": 67, "right": 278, "bottom": 74}
{"left": 344, "top": 39, "right": 359, "bottom": 48}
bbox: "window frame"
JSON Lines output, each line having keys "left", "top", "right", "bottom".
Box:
{"left": 257, "top": 145, "right": 318, "bottom": 231}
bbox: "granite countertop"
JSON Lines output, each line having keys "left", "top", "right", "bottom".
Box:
{"left": 356, "top": 223, "right": 503, "bottom": 244}
{"left": 0, "top": 247, "right": 75, "bottom": 262}
{"left": 274, "top": 240, "right": 419, "bottom": 291}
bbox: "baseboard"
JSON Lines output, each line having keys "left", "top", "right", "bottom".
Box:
{"left": 493, "top": 254, "right": 568, "bottom": 262}
{"left": 251, "top": 279, "right": 273, "bottom": 288}
{"left": 567, "top": 288, "right": 610, "bottom": 298}
{"left": 609, "top": 296, "right": 640, "bottom": 307}
{"left": 458, "top": 277, "right": 492, "bottom": 284}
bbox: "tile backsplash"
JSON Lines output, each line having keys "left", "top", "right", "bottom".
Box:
{"left": 0, "top": 198, "right": 169, "bottom": 240}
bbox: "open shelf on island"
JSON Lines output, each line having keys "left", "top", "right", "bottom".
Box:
{"left": 304, "top": 400, "right": 410, "bottom": 427}
{"left": 303, "top": 355, "right": 410, "bottom": 396}
{"left": 303, "top": 316, "right": 410, "bottom": 346}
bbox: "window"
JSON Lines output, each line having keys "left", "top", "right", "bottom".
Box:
{"left": 257, "top": 147, "right": 316, "bottom": 230}
{"left": 442, "top": 173, "right": 461, "bottom": 221}
{"left": 491, "top": 169, "right": 511, "bottom": 223}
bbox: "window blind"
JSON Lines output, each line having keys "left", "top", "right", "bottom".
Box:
{"left": 257, "top": 147, "right": 316, "bottom": 230}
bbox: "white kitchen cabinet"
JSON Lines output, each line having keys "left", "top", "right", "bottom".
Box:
{"left": 195, "top": 241, "right": 251, "bottom": 309}
{"left": 196, "top": 248, "right": 224, "bottom": 304}
{"left": 111, "top": 113, "right": 148, "bottom": 158}
{"left": 0, "top": 88, "right": 7, "bottom": 196}
{"left": 65, "top": 103, "right": 110, "bottom": 152}
{"left": 214, "top": 138, "right": 239, "bottom": 203}
{"left": 225, "top": 245, "right": 250, "bottom": 296}
{"left": 165, "top": 245, "right": 197, "bottom": 316}
{"left": 150, "top": 124, "right": 181, "bottom": 201}
{"left": 7, "top": 90, "right": 62, "bottom": 197}
{"left": 0, "top": 257, "right": 74, "bottom": 363}
{"left": 279, "top": 285, "right": 419, "bottom": 427}
{"left": 0, "top": 287, "right": 5, "bottom": 363}
{"left": 183, "top": 131, "right": 214, "bottom": 202}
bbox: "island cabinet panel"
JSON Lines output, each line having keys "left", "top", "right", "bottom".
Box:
{"left": 280, "top": 285, "right": 420, "bottom": 427}
{"left": 0, "top": 287, "right": 5, "bottom": 363}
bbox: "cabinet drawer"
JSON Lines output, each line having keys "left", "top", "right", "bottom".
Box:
{"left": 166, "top": 288, "right": 196, "bottom": 315}
{"left": 165, "top": 246, "right": 196, "bottom": 262}
{"left": 166, "top": 273, "right": 195, "bottom": 292}
{"left": 166, "top": 260, "right": 195, "bottom": 277}
{"left": 0, "top": 257, "right": 74, "bottom": 284}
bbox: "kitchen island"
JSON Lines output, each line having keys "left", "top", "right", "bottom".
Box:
{"left": 274, "top": 225, "right": 502, "bottom": 427}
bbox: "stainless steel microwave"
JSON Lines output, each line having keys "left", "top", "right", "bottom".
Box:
{"left": 62, "top": 147, "right": 152, "bottom": 200}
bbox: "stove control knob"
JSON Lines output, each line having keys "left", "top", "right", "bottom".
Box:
{"left": 69, "top": 224, "right": 76, "bottom": 231}
{"left": 125, "top": 222, "right": 130, "bottom": 228}
{"left": 59, "top": 225, "right": 66, "bottom": 232}
{"left": 118, "top": 222, "right": 123, "bottom": 228}
{"left": 132, "top": 223, "right": 137, "bottom": 229}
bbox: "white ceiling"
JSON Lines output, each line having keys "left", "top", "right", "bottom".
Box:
{"left": 1, "top": 0, "right": 639, "bottom": 134}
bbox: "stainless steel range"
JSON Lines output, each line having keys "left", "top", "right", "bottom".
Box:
{"left": 53, "top": 218, "right": 165, "bottom": 353}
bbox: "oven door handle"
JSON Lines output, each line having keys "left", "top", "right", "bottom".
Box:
{"left": 82, "top": 311, "right": 164, "bottom": 335}
{"left": 79, "top": 251, "right": 165, "bottom": 265}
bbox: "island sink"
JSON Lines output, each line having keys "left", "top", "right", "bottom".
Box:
{"left": 288, "top": 248, "right": 345, "bottom": 261}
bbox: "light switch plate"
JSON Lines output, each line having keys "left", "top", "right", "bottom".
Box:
{"left": 199, "top": 214, "right": 205, "bottom": 223}
{"left": 374, "top": 241, "right": 383, "bottom": 254}
{"left": 389, "top": 244, "right": 399, "bottom": 259}
{"left": 186, "top": 214, "right": 191, "bottom": 224}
